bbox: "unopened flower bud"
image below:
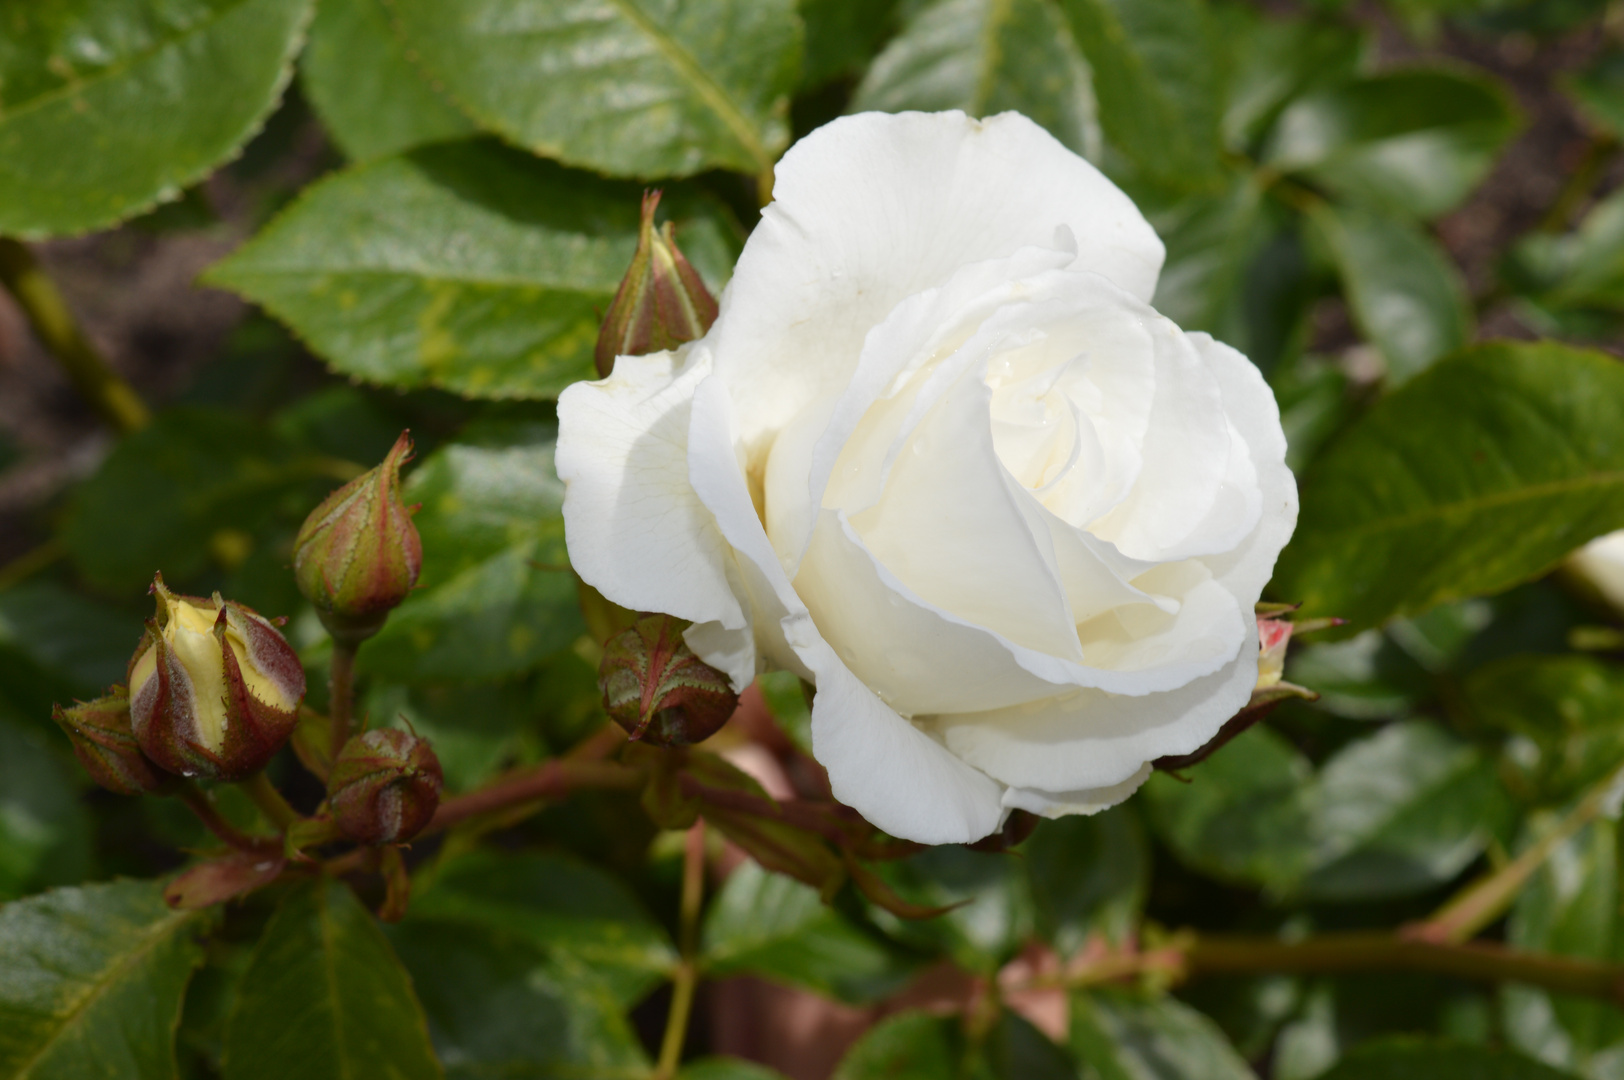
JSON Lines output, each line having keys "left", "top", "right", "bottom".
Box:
{"left": 293, "top": 431, "right": 422, "bottom": 643}
{"left": 127, "top": 575, "right": 306, "bottom": 781}
{"left": 593, "top": 190, "right": 718, "bottom": 377}
{"left": 1256, "top": 614, "right": 1294, "bottom": 690}
{"left": 600, "top": 614, "right": 737, "bottom": 747}
{"left": 52, "top": 688, "right": 170, "bottom": 795}
{"left": 327, "top": 729, "right": 443, "bottom": 845}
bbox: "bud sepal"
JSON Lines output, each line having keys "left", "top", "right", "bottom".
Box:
{"left": 53, "top": 688, "right": 171, "bottom": 795}
{"left": 293, "top": 430, "right": 423, "bottom": 644}
{"left": 327, "top": 728, "right": 444, "bottom": 845}
{"left": 127, "top": 574, "right": 306, "bottom": 781}
{"left": 599, "top": 614, "right": 738, "bottom": 747}
{"left": 593, "top": 190, "right": 719, "bottom": 377}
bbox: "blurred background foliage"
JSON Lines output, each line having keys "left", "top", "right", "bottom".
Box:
{"left": 4, "top": 0, "right": 1624, "bottom": 1077}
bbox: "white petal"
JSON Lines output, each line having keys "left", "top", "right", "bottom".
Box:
{"left": 556, "top": 349, "right": 744, "bottom": 630}
{"left": 708, "top": 111, "right": 1164, "bottom": 459}
{"left": 685, "top": 374, "right": 1007, "bottom": 844}
{"left": 1190, "top": 334, "right": 1300, "bottom": 605}
{"left": 1570, "top": 529, "right": 1624, "bottom": 612}
{"left": 1088, "top": 314, "right": 1234, "bottom": 561}
{"left": 811, "top": 654, "right": 1008, "bottom": 845}
{"left": 850, "top": 359, "right": 1083, "bottom": 659}
{"left": 929, "top": 635, "right": 1260, "bottom": 794}
{"left": 1002, "top": 763, "right": 1152, "bottom": 818}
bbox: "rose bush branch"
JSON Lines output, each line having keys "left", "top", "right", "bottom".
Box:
{"left": 654, "top": 821, "right": 706, "bottom": 1080}
{"left": 0, "top": 237, "right": 150, "bottom": 433}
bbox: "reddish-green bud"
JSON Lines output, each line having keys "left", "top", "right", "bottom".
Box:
{"left": 599, "top": 615, "right": 738, "bottom": 747}
{"left": 128, "top": 574, "right": 306, "bottom": 781}
{"left": 327, "top": 729, "right": 443, "bottom": 845}
{"left": 593, "top": 190, "right": 719, "bottom": 377}
{"left": 52, "top": 688, "right": 170, "bottom": 795}
{"left": 293, "top": 431, "right": 422, "bottom": 644}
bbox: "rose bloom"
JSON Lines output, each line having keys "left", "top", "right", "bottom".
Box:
{"left": 559, "top": 111, "right": 1298, "bottom": 844}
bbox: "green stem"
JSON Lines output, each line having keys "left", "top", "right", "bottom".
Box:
{"left": 1537, "top": 135, "right": 1618, "bottom": 233}
{"left": 0, "top": 539, "right": 63, "bottom": 591}
{"left": 176, "top": 782, "right": 273, "bottom": 851}
{"left": 1417, "top": 762, "right": 1624, "bottom": 944}
{"left": 0, "top": 239, "right": 150, "bottom": 433}
{"left": 1183, "top": 932, "right": 1624, "bottom": 1005}
{"left": 654, "top": 821, "right": 706, "bottom": 1080}
{"left": 328, "top": 639, "right": 358, "bottom": 763}
{"left": 240, "top": 771, "right": 301, "bottom": 831}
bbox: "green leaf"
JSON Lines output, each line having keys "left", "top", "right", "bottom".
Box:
{"left": 1025, "top": 807, "right": 1148, "bottom": 952}
{"left": 1055, "top": 0, "right": 1223, "bottom": 187}
{"left": 681, "top": 1060, "right": 791, "bottom": 1080}
{"left": 388, "top": 919, "right": 647, "bottom": 1080}
{"left": 1308, "top": 202, "right": 1471, "bottom": 384}
{"left": 1314, "top": 1039, "right": 1580, "bottom": 1080}
{"left": 1219, "top": 7, "right": 1365, "bottom": 153}
{"left": 701, "top": 860, "right": 915, "bottom": 1004}
{"left": 1295, "top": 721, "right": 1512, "bottom": 902}
{"left": 833, "top": 1011, "right": 961, "bottom": 1080}
{"left": 1506, "top": 187, "right": 1624, "bottom": 316}
{"left": 408, "top": 849, "right": 676, "bottom": 1007}
{"left": 1283, "top": 630, "right": 1430, "bottom": 720}
{"left": 1464, "top": 654, "right": 1624, "bottom": 804}
{"left": 852, "top": 0, "right": 1098, "bottom": 156}
{"left": 1143, "top": 169, "right": 1270, "bottom": 337}
{"left": 0, "top": 879, "right": 216, "bottom": 1079}
{"left": 0, "top": 0, "right": 312, "bottom": 238}
{"left": 1070, "top": 989, "right": 1256, "bottom": 1080}
{"left": 1564, "top": 50, "right": 1624, "bottom": 139}
{"left": 1147, "top": 722, "right": 1507, "bottom": 899}
{"left": 205, "top": 139, "right": 741, "bottom": 400}
{"left": 0, "top": 582, "right": 138, "bottom": 699}
{"left": 389, "top": 0, "right": 802, "bottom": 178}
{"left": 358, "top": 422, "right": 583, "bottom": 681}
{"left": 363, "top": 679, "right": 546, "bottom": 793}
{"left": 1267, "top": 69, "right": 1520, "bottom": 219}
{"left": 1503, "top": 818, "right": 1624, "bottom": 1075}
{"left": 866, "top": 846, "right": 1033, "bottom": 973}
{"left": 983, "top": 1011, "right": 1079, "bottom": 1080}
{"left": 300, "top": 0, "right": 476, "bottom": 161}
{"left": 798, "top": 0, "right": 902, "bottom": 88}
{"left": 61, "top": 406, "right": 334, "bottom": 595}
{"left": 0, "top": 718, "right": 95, "bottom": 901}
{"left": 1272, "top": 341, "right": 1624, "bottom": 631}
{"left": 1144, "top": 724, "right": 1314, "bottom": 892}
{"left": 221, "top": 877, "right": 442, "bottom": 1080}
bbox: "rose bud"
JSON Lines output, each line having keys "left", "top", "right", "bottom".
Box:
{"left": 293, "top": 430, "right": 423, "bottom": 644}
{"left": 599, "top": 614, "right": 738, "bottom": 747}
{"left": 1256, "top": 615, "right": 1294, "bottom": 690}
{"left": 593, "top": 190, "right": 718, "bottom": 377}
{"left": 327, "top": 729, "right": 443, "bottom": 845}
{"left": 128, "top": 574, "right": 306, "bottom": 781}
{"left": 52, "top": 688, "right": 170, "bottom": 795}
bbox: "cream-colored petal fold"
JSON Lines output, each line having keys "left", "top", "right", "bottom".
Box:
{"left": 707, "top": 111, "right": 1164, "bottom": 460}
{"left": 686, "top": 374, "right": 1006, "bottom": 844}
{"left": 556, "top": 348, "right": 744, "bottom": 631}
{"left": 1002, "top": 763, "right": 1152, "bottom": 819}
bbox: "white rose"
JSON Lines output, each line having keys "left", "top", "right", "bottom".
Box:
{"left": 1570, "top": 530, "right": 1624, "bottom": 613}
{"left": 557, "top": 111, "right": 1298, "bottom": 845}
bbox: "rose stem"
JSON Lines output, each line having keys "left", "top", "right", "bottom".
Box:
{"left": 1182, "top": 932, "right": 1624, "bottom": 1006}
{"left": 0, "top": 238, "right": 150, "bottom": 433}
{"left": 176, "top": 781, "right": 275, "bottom": 852}
{"left": 328, "top": 639, "right": 358, "bottom": 762}
{"left": 1413, "top": 758, "right": 1624, "bottom": 944}
{"left": 655, "top": 820, "right": 706, "bottom": 1080}
{"left": 425, "top": 724, "right": 634, "bottom": 835}
{"left": 241, "top": 771, "right": 301, "bottom": 830}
